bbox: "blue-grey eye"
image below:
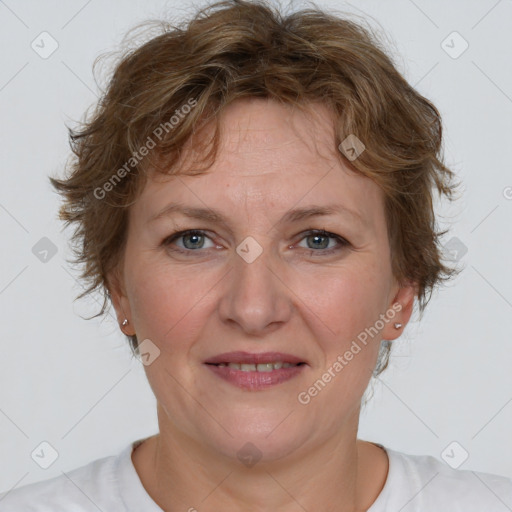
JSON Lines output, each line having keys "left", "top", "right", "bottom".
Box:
{"left": 297, "top": 230, "right": 347, "bottom": 252}
{"left": 165, "top": 230, "right": 215, "bottom": 250}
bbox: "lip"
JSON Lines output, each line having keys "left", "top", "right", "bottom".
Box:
{"left": 205, "top": 363, "right": 306, "bottom": 390}
{"left": 204, "top": 351, "right": 306, "bottom": 365}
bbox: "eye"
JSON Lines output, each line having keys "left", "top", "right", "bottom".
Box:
{"left": 296, "top": 229, "right": 349, "bottom": 255}
{"left": 163, "top": 230, "right": 216, "bottom": 252}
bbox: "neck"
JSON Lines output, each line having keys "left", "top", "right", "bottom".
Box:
{"left": 131, "top": 405, "right": 388, "bottom": 512}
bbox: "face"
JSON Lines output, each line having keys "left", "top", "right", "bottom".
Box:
{"left": 110, "top": 98, "right": 416, "bottom": 463}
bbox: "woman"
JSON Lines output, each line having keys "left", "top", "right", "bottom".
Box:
{"left": 1, "top": 0, "right": 510, "bottom": 510}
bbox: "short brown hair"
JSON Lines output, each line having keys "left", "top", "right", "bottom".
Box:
{"left": 50, "top": 0, "right": 461, "bottom": 375}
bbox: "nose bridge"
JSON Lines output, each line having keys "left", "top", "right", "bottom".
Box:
{"left": 218, "top": 237, "right": 292, "bottom": 334}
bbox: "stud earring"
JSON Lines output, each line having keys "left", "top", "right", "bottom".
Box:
{"left": 122, "top": 319, "right": 128, "bottom": 327}
{"left": 394, "top": 323, "right": 402, "bottom": 329}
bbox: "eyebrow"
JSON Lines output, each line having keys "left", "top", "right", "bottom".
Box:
{"left": 149, "top": 201, "right": 366, "bottom": 227}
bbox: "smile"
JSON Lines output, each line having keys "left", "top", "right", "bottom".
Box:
{"left": 204, "top": 361, "right": 306, "bottom": 390}
{"left": 212, "top": 361, "right": 302, "bottom": 371}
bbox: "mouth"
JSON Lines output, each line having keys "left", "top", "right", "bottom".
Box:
{"left": 203, "top": 351, "right": 308, "bottom": 390}
{"left": 204, "top": 351, "right": 306, "bottom": 366}
{"left": 206, "top": 361, "right": 306, "bottom": 371}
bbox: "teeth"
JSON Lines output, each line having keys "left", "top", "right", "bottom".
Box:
{"left": 223, "top": 361, "right": 299, "bottom": 371}
{"left": 257, "top": 363, "right": 274, "bottom": 372}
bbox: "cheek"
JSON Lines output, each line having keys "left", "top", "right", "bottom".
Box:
{"left": 125, "top": 261, "right": 217, "bottom": 345}
{"left": 124, "top": 238, "right": 390, "bottom": 354}
{"left": 298, "top": 272, "right": 385, "bottom": 399}
{"left": 297, "top": 264, "right": 387, "bottom": 342}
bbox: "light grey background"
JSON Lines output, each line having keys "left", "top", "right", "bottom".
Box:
{"left": 1, "top": 0, "right": 511, "bottom": 493}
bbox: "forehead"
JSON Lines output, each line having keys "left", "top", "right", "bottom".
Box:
{"left": 211, "top": 98, "right": 335, "bottom": 159}
{"left": 151, "top": 98, "right": 344, "bottom": 178}
{"left": 134, "top": 98, "right": 385, "bottom": 230}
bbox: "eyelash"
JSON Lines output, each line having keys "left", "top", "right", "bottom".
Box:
{"left": 162, "top": 229, "right": 350, "bottom": 256}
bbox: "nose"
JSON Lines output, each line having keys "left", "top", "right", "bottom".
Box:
{"left": 217, "top": 244, "right": 293, "bottom": 336}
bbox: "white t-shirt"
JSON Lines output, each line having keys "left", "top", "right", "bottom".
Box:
{"left": 1, "top": 438, "right": 511, "bottom": 511}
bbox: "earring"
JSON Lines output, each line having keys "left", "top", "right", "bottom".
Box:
{"left": 394, "top": 323, "right": 402, "bottom": 329}
{"left": 122, "top": 319, "right": 128, "bottom": 327}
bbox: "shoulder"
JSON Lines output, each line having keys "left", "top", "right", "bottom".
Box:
{"left": 0, "top": 450, "right": 122, "bottom": 512}
{"left": 376, "top": 446, "right": 512, "bottom": 512}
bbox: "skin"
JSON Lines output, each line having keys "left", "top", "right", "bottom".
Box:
{"left": 109, "top": 97, "right": 417, "bottom": 512}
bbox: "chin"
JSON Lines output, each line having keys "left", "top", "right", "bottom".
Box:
{"left": 201, "top": 417, "right": 312, "bottom": 464}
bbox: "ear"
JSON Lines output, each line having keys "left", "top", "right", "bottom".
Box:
{"left": 380, "top": 281, "right": 418, "bottom": 342}
{"left": 106, "top": 267, "right": 135, "bottom": 336}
